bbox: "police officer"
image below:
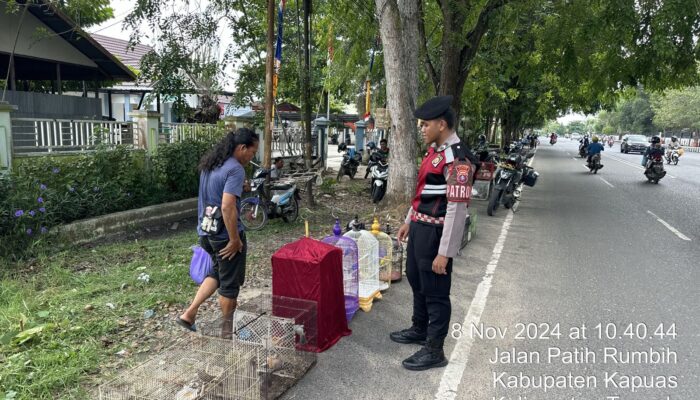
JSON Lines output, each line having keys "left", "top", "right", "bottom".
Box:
{"left": 393, "top": 95, "right": 479, "bottom": 371}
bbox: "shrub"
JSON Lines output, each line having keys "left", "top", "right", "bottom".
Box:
{"left": 1, "top": 140, "right": 215, "bottom": 261}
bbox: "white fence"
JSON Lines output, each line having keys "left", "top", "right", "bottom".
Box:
{"left": 272, "top": 127, "right": 304, "bottom": 157}
{"left": 159, "top": 123, "right": 223, "bottom": 143}
{"left": 11, "top": 118, "right": 139, "bottom": 155}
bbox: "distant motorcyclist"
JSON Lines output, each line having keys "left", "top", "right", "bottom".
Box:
{"left": 475, "top": 134, "right": 491, "bottom": 161}
{"left": 642, "top": 136, "right": 665, "bottom": 169}
{"left": 578, "top": 134, "right": 590, "bottom": 156}
{"left": 666, "top": 136, "right": 681, "bottom": 159}
{"left": 586, "top": 136, "right": 605, "bottom": 169}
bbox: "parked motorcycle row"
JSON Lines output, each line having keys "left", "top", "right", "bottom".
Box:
{"left": 337, "top": 142, "right": 389, "bottom": 204}
{"left": 486, "top": 142, "right": 539, "bottom": 216}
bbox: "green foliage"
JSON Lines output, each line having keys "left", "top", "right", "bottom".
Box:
{"left": 151, "top": 138, "right": 217, "bottom": 199}
{"left": 652, "top": 87, "right": 700, "bottom": 131}
{"left": 1, "top": 142, "right": 212, "bottom": 260}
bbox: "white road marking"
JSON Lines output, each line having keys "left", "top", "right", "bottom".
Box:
{"left": 435, "top": 212, "right": 514, "bottom": 400}
{"left": 646, "top": 211, "right": 691, "bottom": 241}
{"left": 599, "top": 177, "right": 615, "bottom": 188}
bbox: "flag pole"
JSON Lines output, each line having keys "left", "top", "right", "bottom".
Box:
{"left": 264, "top": 0, "right": 276, "bottom": 169}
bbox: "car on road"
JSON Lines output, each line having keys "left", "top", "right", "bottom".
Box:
{"left": 620, "top": 134, "right": 649, "bottom": 154}
{"left": 570, "top": 133, "right": 581, "bottom": 141}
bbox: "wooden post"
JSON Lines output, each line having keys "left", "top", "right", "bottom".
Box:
{"left": 56, "top": 64, "right": 62, "bottom": 95}
{"left": 263, "top": 0, "right": 275, "bottom": 169}
{"left": 8, "top": 55, "right": 16, "bottom": 91}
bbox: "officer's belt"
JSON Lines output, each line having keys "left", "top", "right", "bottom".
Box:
{"left": 410, "top": 208, "right": 445, "bottom": 225}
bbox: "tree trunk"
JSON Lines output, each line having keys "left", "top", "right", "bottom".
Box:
{"left": 376, "top": 0, "right": 420, "bottom": 207}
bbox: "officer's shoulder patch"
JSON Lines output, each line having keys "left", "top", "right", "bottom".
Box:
{"left": 431, "top": 153, "right": 444, "bottom": 167}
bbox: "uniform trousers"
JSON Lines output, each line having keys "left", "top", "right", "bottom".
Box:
{"left": 406, "top": 221, "right": 453, "bottom": 342}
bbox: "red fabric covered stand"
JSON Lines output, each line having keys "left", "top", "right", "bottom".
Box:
{"left": 272, "top": 237, "right": 351, "bottom": 352}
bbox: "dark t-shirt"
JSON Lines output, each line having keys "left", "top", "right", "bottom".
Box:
{"left": 197, "top": 157, "right": 245, "bottom": 239}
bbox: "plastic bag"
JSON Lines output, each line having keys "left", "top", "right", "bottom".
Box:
{"left": 190, "top": 245, "right": 213, "bottom": 285}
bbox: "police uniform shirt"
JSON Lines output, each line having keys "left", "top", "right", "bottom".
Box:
{"left": 404, "top": 131, "right": 470, "bottom": 258}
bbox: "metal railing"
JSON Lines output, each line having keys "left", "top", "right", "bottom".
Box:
{"left": 159, "top": 123, "right": 224, "bottom": 144}
{"left": 11, "top": 118, "right": 139, "bottom": 155}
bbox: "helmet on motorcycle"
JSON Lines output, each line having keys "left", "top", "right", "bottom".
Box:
{"left": 651, "top": 136, "right": 661, "bottom": 144}
{"left": 592, "top": 135, "right": 599, "bottom": 142}
{"left": 478, "top": 134, "right": 487, "bottom": 142}
{"left": 367, "top": 141, "right": 377, "bottom": 150}
{"left": 671, "top": 136, "right": 678, "bottom": 142}
{"left": 338, "top": 143, "right": 347, "bottom": 152}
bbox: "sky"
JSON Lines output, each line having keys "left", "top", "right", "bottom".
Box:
{"left": 557, "top": 112, "right": 589, "bottom": 125}
{"left": 88, "top": 0, "right": 239, "bottom": 91}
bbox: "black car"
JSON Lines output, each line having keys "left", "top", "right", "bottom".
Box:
{"left": 621, "top": 135, "right": 649, "bottom": 154}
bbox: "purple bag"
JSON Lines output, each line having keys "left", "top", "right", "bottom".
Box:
{"left": 190, "top": 245, "right": 213, "bottom": 285}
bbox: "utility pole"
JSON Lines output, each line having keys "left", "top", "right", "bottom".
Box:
{"left": 302, "top": 0, "right": 312, "bottom": 169}
{"left": 263, "top": 0, "right": 276, "bottom": 169}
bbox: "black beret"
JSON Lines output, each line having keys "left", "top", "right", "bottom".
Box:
{"left": 414, "top": 95, "right": 454, "bottom": 120}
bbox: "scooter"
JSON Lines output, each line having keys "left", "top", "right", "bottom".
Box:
{"left": 240, "top": 169, "right": 300, "bottom": 230}
{"left": 587, "top": 154, "right": 602, "bottom": 174}
{"left": 369, "top": 153, "right": 389, "bottom": 203}
{"left": 607, "top": 138, "right": 614, "bottom": 148}
{"left": 665, "top": 149, "right": 680, "bottom": 165}
{"left": 337, "top": 143, "right": 361, "bottom": 181}
{"left": 644, "top": 154, "right": 666, "bottom": 184}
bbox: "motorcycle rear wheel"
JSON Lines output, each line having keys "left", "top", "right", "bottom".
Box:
{"left": 282, "top": 198, "right": 299, "bottom": 223}
{"left": 240, "top": 199, "right": 268, "bottom": 231}
{"left": 487, "top": 188, "right": 502, "bottom": 216}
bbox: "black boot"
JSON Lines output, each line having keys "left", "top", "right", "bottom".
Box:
{"left": 402, "top": 338, "right": 448, "bottom": 371}
{"left": 389, "top": 325, "right": 427, "bottom": 345}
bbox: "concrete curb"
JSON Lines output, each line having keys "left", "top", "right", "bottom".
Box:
{"left": 56, "top": 198, "right": 198, "bottom": 244}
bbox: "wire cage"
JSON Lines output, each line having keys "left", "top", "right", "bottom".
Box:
{"left": 320, "top": 219, "right": 360, "bottom": 323}
{"left": 99, "top": 334, "right": 261, "bottom": 400}
{"left": 370, "top": 217, "right": 394, "bottom": 286}
{"left": 343, "top": 227, "right": 383, "bottom": 311}
{"left": 391, "top": 235, "right": 404, "bottom": 283}
{"left": 197, "top": 295, "right": 318, "bottom": 400}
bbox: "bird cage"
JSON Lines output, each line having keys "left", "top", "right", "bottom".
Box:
{"left": 198, "top": 295, "right": 318, "bottom": 400}
{"left": 387, "top": 224, "right": 404, "bottom": 283}
{"left": 370, "top": 217, "right": 394, "bottom": 286}
{"left": 343, "top": 225, "right": 384, "bottom": 312}
{"left": 320, "top": 219, "right": 360, "bottom": 322}
{"left": 99, "top": 334, "right": 261, "bottom": 400}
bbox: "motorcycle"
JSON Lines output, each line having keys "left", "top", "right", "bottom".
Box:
{"left": 240, "top": 169, "right": 301, "bottom": 230}
{"left": 368, "top": 153, "right": 389, "bottom": 203}
{"left": 578, "top": 143, "right": 588, "bottom": 158}
{"left": 550, "top": 137, "right": 557, "bottom": 145}
{"left": 644, "top": 154, "right": 666, "bottom": 184}
{"left": 665, "top": 149, "right": 680, "bottom": 165}
{"left": 487, "top": 151, "right": 526, "bottom": 216}
{"left": 337, "top": 143, "right": 361, "bottom": 181}
{"left": 587, "top": 154, "right": 602, "bottom": 174}
{"left": 607, "top": 138, "right": 614, "bottom": 148}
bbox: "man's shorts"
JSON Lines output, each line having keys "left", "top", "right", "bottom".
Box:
{"left": 199, "top": 234, "right": 247, "bottom": 299}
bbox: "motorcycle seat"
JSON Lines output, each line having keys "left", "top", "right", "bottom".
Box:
{"left": 270, "top": 183, "right": 293, "bottom": 190}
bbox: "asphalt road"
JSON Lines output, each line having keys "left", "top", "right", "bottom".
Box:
{"left": 283, "top": 140, "right": 699, "bottom": 400}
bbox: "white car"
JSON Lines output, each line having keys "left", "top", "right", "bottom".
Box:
{"left": 570, "top": 133, "right": 582, "bottom": 140}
